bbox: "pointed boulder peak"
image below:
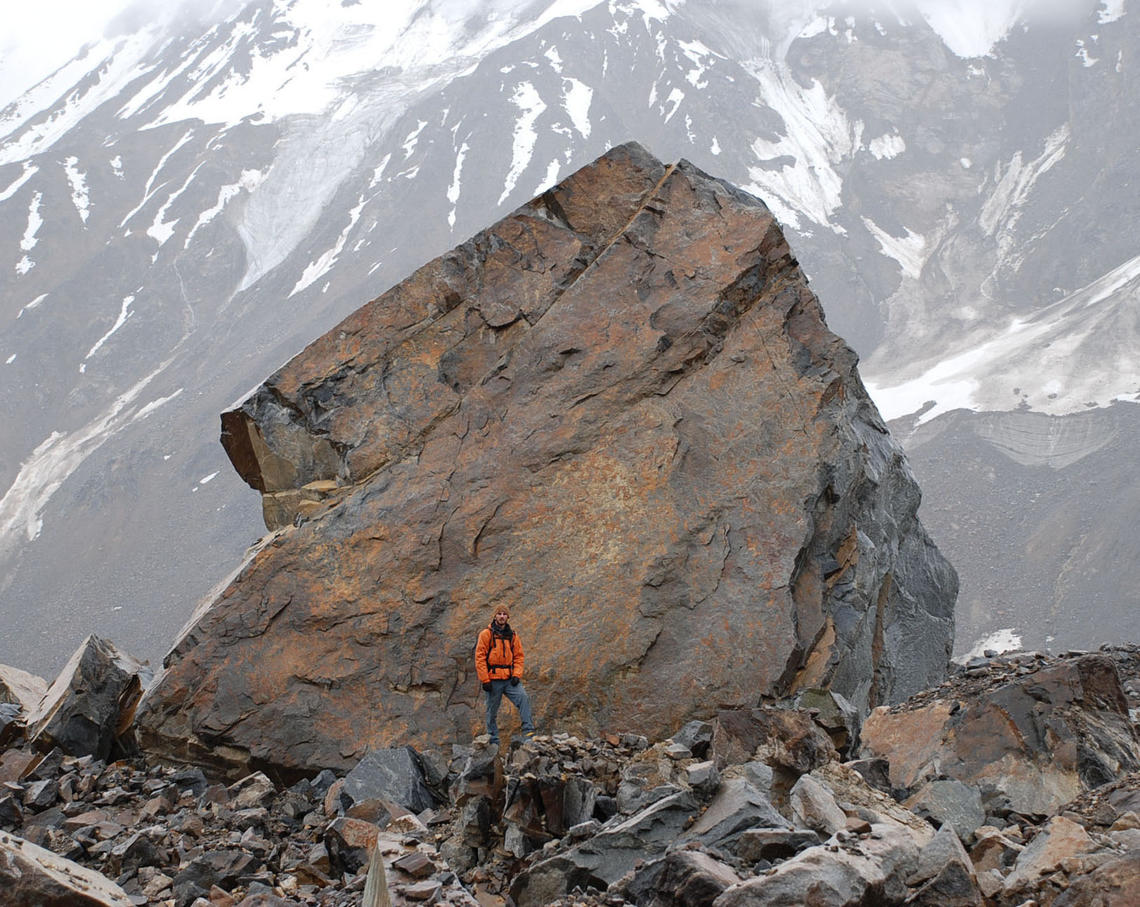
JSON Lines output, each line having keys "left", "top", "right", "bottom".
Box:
{"left": 27, "top": 636, "right": 150, "bottom": 762}
{"left": 139, "top": 144, "right": 956, "bottom": 777}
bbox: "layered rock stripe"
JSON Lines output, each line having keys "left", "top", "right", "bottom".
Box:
{"left": 137, "top": 143, "right": 956, "bottom": 776}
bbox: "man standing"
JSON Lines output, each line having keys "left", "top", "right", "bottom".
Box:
{"left": 475, "top": 605, "right": 536, "bottom": 743}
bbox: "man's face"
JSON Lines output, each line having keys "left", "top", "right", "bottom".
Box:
{"left": 494, "top": 611, "right": 509, "bottom": 625}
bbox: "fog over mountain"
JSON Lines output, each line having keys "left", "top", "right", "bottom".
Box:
{"left": 1, "top": 0, "right": 1136, "bottom": 676}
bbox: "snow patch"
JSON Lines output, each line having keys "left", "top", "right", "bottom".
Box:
{"left": 185, "top": 168, "right": 264, "bottom": 248}
{"left": 290, "top": 196, "right": 366, "bottom": 297}
{"left": 16, "top": 191, "right": 43, "bottom": 275}
{"left": 678, "top": 38, "right": 715, "bottom": 89}
{"left": 447, "top": 141, "right": 470, "bottom": 229}
{"left": 148, "top": 164, "right": 206, "bottom": 248}
{"left": 198, "top": 471, "right": 219, "bottom": 485}
{"left": 710, "top": 136, "right": 721, "bottom": 155}
{"left": 83, "top": 295, "right": 135, "bottom": 368}
{"left": 1, "top": 30, "right": 161, "bottom": 165}
{"left": 4, "top": 354, "right": 14, "bottom": 365}
{"left": 0, "top": 162, "right": 39, "bottom": 201}
{"left": 63, "top": 156, "right": 90, "bottom": 223}
{"left": 536, "top": 159, "right": 562, "bottom": 195}
{"left": 956, "top": 628, "right": 1023, "bottom": 663}
{"left": 980, "top": 125, "right": 1069, "bottom": 247}
{"left": 133, "top": 389, "right": 182, "bottom": 420}
{"left": 862, "top": 218, "right": 926, "bottom": 280}
{"left": 662, "top": 87, "right": 685, "bottom": 122}
{"left": 799, "top": 16, "right": 830, "bottom": 40}
{"left": 1098, "top": 0, "right": 1125, "bottom": 24}
{"left": 498, "top": 82, "right": 546, "bottom": 205}
{"left": 120, "top": 129, "right": 196, "bottom": 228}
{"left": 868, "top": 132, "right": 905, "bottom": 160}
{"left": 0, "top": 360, "right": 175, "bottom": 556}
{"left": 402, "top": 120, "right": 427, "bottom": 158}
{"left": 1075, "top": 38, "right": 1099, "bottom": 67}
{"left": 17, "top": 294, "right": 48, "bottom": 318}
{"left": 562, "top": 77, "right": 593, "bottom": 138}
{"left": 742, "top": 59, "right": 859, "bottom": 231}
{"left": 914, "top": 0, "right": 1023, "bottom": 58}
{"left": 868, "top": 251, "right": 1140, "bottom": 421}
{"left": 19, "top": 191, "right": 43, "bottom": 252}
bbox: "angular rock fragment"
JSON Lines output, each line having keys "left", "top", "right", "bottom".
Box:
{"left": 626, "top": 849, "right": 743, "bottom": 907}
{"left": 0, "top": 664, "right": 47, "bottom": 715}
{"left": 27, "top": 636, "right": 148, "bottom": 761}
{"left": 342, "top": 747, "right": 438, "bottom": 814}
{"left": 714, "top": 823, "right": 920, "bottom": 906}
{"left": 712, "top": 706, "right": 838, "bottom": 776}
{"left": 509, "top": 789, "right": 698, "bottom": 906}
{"left": 681, "top": 776, "right": 789, "bottom": 852}
{"left": 0, "top": 828, "right": 134, "bottom": 906}
{"left": 1002, "top": 815, "right": 1096, "bottom": 894}
{"left": 904, "top": 778, "right": 985, "bottom": 841}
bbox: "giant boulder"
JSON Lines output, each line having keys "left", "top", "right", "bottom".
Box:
{"left": 137, "top": 142, "right": 956, "bottom": 776}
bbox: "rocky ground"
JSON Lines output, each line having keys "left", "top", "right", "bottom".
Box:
{"left": 2, "top": 644, "right": 1140, "bottom": 906}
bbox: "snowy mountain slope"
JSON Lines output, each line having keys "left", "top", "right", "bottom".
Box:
{"left": 1, "top": 0, "right": 1137, "bottom": 674}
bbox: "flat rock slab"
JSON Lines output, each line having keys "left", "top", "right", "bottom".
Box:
{"left": 0, "top": 828, "right": 134, "bottom": 906}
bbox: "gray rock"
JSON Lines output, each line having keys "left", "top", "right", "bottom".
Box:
{"left": 905, "top": 779, "right": 986, "bottom": 842}
{"left": 0, "top": 828, "right": 134, "bottom": 906}
{"left": 845, "top": 758, "right": 893, "bottom": 796}
{"left": 672, "top": 720, "right": 715, "bottom": 759}
{"left": 908, "top": 824, "right": 975, "bottom": 888}
{"left": 713, "top": 823, "right": 920, "bottom": 907}
{"left": 0, "top": 702, "right": 23, "bottom": 749}
{"left": 171, "top": 848, "right": 261, "bottom": 906}
{"left": 626, "top": 849, "right": 742, "bottom": 907}
{"left": 736, "top": 761, "right": 775, "bottom": 794}
{"left": 687, "top": 760, "right": 721, "bottom": 796}
{"left": 509, "top": 790, "right": 698, "bottom": 907}
{"left": 905, "top": 860, "right": 984, "bottom": 907}
{"left": 795, "top": 689, "right": 861, "bottom": 755}
{"left": 789, "top": 773, "right": 848, "bottom": 837}
{"left": 736, "top": 828, "right": 822, "bottom": 864}
{"left": 343, "top": 747, "right": 437, "bottom": 814}
{"left": 617, "top": 780, "right": 683, "bottom": 815}
{"left": 26, "top": 636, "right": 148, "bottom": 761}
{"left": 227, "top": 772, "right": 277, "bottom": 810}
{"left": 681, "top": 777, "right": 789, "bottom": 851}
{"left": 0, "top": 666, "right": 48, "bottom": 715}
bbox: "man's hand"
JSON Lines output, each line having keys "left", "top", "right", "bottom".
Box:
{"left": 510, "top": 677, "right": 519, "bottom": 686}
{"left": 482, "top": 682, "right": 492, "bottom": 691}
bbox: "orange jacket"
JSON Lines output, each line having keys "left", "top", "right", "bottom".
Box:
{"left": 475, "top": 625, "right": 524, "bottom": 684}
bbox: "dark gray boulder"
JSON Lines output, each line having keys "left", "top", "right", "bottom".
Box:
{"left": 26, "top": 636, "right": 148, "bottom": 761}
{"left": 342, "top": 746, "right": 438, "bottom": 814}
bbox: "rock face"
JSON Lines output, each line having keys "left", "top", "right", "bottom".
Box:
{"left": 137, "top": 142, "right": 956, "bottom": 776}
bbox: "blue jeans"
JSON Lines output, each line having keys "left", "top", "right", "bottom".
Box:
{"left": 484, "top": 679, "right": 534, "bottom": 741}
